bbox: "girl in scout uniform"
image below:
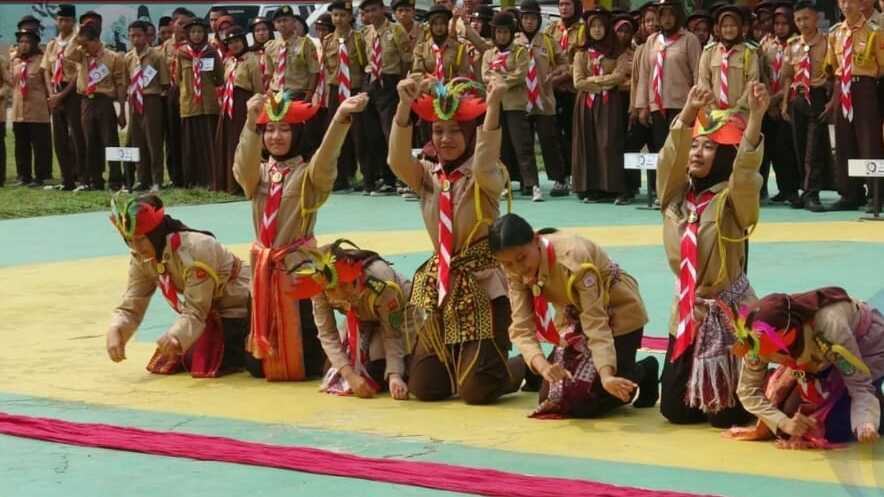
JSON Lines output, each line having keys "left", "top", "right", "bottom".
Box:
{"left": 233, "top": 89, "right": 368, "bottom": 381}
{"left": 289, "top": 240, "right": 411, "bottom": 400}
{"left": 490, "top": 213, "right": 660, "bottom": 418}
{"left": 105, "top": 195, "right": 251, "bottom": 378}
{"left": 656, "top": 83, "right": 769, "bottom": 428}
{"left": 697, "top": 5, "right": 761, "bottom": 111}
{"left": 388, "top": 76, "right": 527, "bottom": 405}
{"left": 724, "top": 287, "right": 884, "bottom": 448}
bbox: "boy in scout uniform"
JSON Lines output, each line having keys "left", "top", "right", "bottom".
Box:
{"left": 826, "top": 0, "right": 884, "bottom": 211}
{"left": 12, "top": 28, "right": 52, "bottom": 188}
{"left": 43, "top": 4, "right": 84, "bottom": 191}
{"left": 393, "top": 0, "right": 426, "bottom": 51}
{"left": 698, "top": 6, "right": 761, "bottom": 110}
{"left": 65, "top": 23, "right": 127, "bottom": 192}
{"left": 161, "top": 8, "right": 194, "bottom": 188}
{"left": 125, "top": 20, "right": 170, "bottom": 192}
{"left": 265, "top": 6, "right": 319, "bottom": 98}
{"left": 545, "top": 0, "right": 586, "bottom": 195}
{"left": 410, "top": 4, "right": 472, "bottom": 85}
{"left": 779, "top": 1, "right": 833, "bottom": 212}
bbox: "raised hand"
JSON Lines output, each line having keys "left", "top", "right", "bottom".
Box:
{"left": 338, "top": 92, "right": 369, "bottom": 116}
{"left": 397, "top": 78, "right": 420, "bottom": 105}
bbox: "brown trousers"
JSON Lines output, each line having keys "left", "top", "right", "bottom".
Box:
{"left": 408, "top": 297, "right": 518, "bottom": 405}
{"left": 181, "top": 114, "right": 219, "bottom": 188}
{"left": 129, "top": 94, "right": 165, "bottom": 187}
{"left": 13, "top": 122, "right": 52, "bottom": 183}
{"left": 530, "top": 114, "right": 567, "bottom": 183}
{"left": 502, "top": 109, "right": 539, "bottom": 188}
{"left": 215, "top": 87, "right": 252, "bottom": 194}
{"left": 834, "top": 77, "right": 882, "bottom": 204}
{"left": 81, "top": 95, "right": 122, "bottom": 189}
{"left": 52, "top": 83, "right": 86, "bottom": 187}
{"left": 789, "top": 86, "right": 835, "bottom": 195}
{"left": 164, "top": 88, "right": 183, "bottom": 186}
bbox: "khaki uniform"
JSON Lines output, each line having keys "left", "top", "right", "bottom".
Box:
{"left": 11, "top": 55, "right": 50, "bottom": 123}
{"left": 265, "top": 35, "right": 319, "bottom": 93}
{"left": 125, "top": 47, "right": 170, "bottom": 187}
{"left": 313, "top": 259, "right": 411, "bottom": 379}
{"left": 321, "top": 29, "right": 367, "bottom": 91}
{"left": 739, "top": 300, "right": 884, "bottom": 434}
{"left": 175, "top": 45, "right": 224, "bottom": 117}
{"left": 175, "top": 44, "right": 224, "bottom": 187}
{"left": 506, "top": 233, "right": 648, "bottom": 373}
{"left": 225, "top": 51, "right": 264, "bottom": 92}
{"left": 42, "top": 33, "right": 78, "bottom": 86}
{"left": 64, "top": 45, "right": 127, "bottom": 98}
{"left": 697, "top": 42, "right": 761, "bottom": 109}
{"left": 11, "top": 52, "right": 52, "bottom": 184}
{"left": 635, "top": 29, "right": 701, "bottom": 112}
{"left": 629, "top": 42, "right": 648, "bottom": 112}
{"left": 544, "top": 19, "right": 585, "bottom": 67}
{"left": 410, "top": 37, "right": 472, "bottom": 82}
{"left": 782, "top": 32, "right": 829, "bottom": 89}
{"left": 481, "top": 44, "right": 529, "bottom": 111}
{"left": 573, "top": 49, "right": 629, "bottom": 94}
{"left": 362, "top": 19, "right": 412, "bottom": 77}
{"left": 42, "top": 32, "right": 84, "bottom": 188}
{"left": 109, "top": 231, "right": 250, "bottom": 353}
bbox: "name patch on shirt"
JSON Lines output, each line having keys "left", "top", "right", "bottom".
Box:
{"left": 142, "top": 64, "right": 157, "bottom": 86}
{"left": 89, "top": 63, "right": 110, "bottom": 84}
{"left": 199, "top": 57, "right": 215, "bottom": 72}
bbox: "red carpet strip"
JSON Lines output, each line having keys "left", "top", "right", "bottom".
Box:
{"left": 0, "top": 411, "right": 718, "bottom": 497}
{"left": 641, "top": 336, "right": 669, "bottom": 352}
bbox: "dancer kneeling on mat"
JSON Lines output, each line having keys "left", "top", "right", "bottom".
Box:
{"left": 490, "top": 213, "right": 659, "bottom": 417}
{"left": 388, "top": 75, "right": 527, "bottom": 404}
{"left": 234, "top": 89, "right": 368, "bottom": 381}
{"left": 289, "top": 240, "right": 411, "bottom": 400}
{"left": 106, "top": 195, "right": 251, "bottom": 377}
{"left": 657, "top": 83, "right": 769, "bottom": 427}
{"left": 724, "top": 287, "right": 884, "bottom": 449}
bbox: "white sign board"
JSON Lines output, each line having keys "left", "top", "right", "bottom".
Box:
{"left": 849, "top": 159, "right": 884, "bottom": 177}
{"left": 624, "top": 153, "right": 658, "bottom": 170}
{"left": 106, "top": 147, "right": 141, "bottom": 162}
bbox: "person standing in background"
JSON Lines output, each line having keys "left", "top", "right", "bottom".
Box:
{"left": 12, "top": 27, "right": 51, "bottom": 188}
{"left": 158, "top": 16, "right": 174, "bottom": 45}
{"left": 161, "top": 8, "right": 194, "bottom": 188}
{"left": 249, "top": 16, "right": 273, "bottom": 93}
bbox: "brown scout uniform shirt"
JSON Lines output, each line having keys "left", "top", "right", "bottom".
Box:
{"left": 388, "top": 122, "right": 508, "bottom": 300}
{"left": 481, "top": 43, "right": 530, "bottom": 111}
{"left": 573, "top": 49, "right": 630, "bottom": 95}
{"left": 544, "top": 18, "right": 585, "bottom": 91}
{"left": 41, "top": 32, "right": 78, "bottom": 85}
{"left": 225, "top": 51, "right": 264, "bottom": 93}
{"left": 657, "top": 118, "right": 763, "bottom": 334}
{"left": 827, "top": 16, "right": 884, "bottom": 79}
{"left": 698, "top": 41, "right": 761, "bottom": 108}
{"left": 175, "top": 44, "right": 224, "bottom": 117}
{"left": 781, "top": 32, "right": 829, "bottom": 92}
{"left": 313, "top": 259, "right": 412, "bottom": 378}
{"left": 759, "top": 36, "right": 790, "bottom": 101}
{"left": 636, "top": 29, "right": 701, "bottom": 112}
{"left": 739, "top": 300, "right": 884, "bottom": 434}
{"left": 64, "top": 44, "right": 127, "bottom": 99}
{"left": 618, "top": 45, "right": 634, "bottom": 93}
{"left": 124, "top": 46, "right": 170, "bottom": 96}
{"left": 321, "top": 29, "right": 367, "bottom": 90}
{"left": 507, "top": 234, "right": 649, "bottom": 374}
{"left": 265, "top": 34, "right": 319, "bottom": 92}
{"left": 0, "top": 56, "right": 9, "bottom": 122}
{"left": 109, "top": 231, "right": 251, "bottom": 352}
{"left": 362, "top": 19, "right": 413, "bottom": 76}
{"left": 514, "top": 32, "right": 567, "bottom": 116}
{"left": 11, "top": 53, "right": 49, "bottom": 123}
{"left": 629, "top": 41, "right": 648, "bottom": 112}
{"left": 410, "top": 36, "right": 472, "bottom": 82}
{"left": 161, "top": 36, "right": 186, "bottom": 85}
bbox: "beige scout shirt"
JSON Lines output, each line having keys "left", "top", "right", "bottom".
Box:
{"left": 636, "top": 29, "right": 701, "bottom": 112}
{"left": 362, "top": 19, "right": 413, "bottom": 76}
{"left": 739, "top": 300, "right": 884, "bottom": 434}
{"left": 410, "top": 37, "right": 473, "bottom": 82}
{"left": 109, "top": 231, "right": 251, "bottom": 352}
{"left": 759, "top": 36, "right": 789, "bottom": 99}
{"left": 64, "top": 44, "right": 127, "bottom": 98}
{"left": 233, "top": 118, "right": 350, "bottom": 266}
{"left": 265, "top": 35, "right": 319, "bottom": 92}
{"left": 41, "top": 32, "right": 78, "bottom": 85}
{"left": 161, "top": 37, "right": 186, "bottom": 85}
{"left": 225, "top": 52, "right": 264, "bottom": 93}
{"left": 629, "top": 42, "right": 648, "bottom": 112}
{"left": 513, "top": 32, "right": 567, "bottom": 116}
{"left": 573, "top": 49, "right": 629, "bottom": 94}
{"left": 124, "top": 46, "right": 170, "bottom": 96}
{"left": 321, "top": 29, "right": 367, "bottom": 90}
{"left": 781, "top": 32, "right": 829, "bottom": 90}
{"left": 827, "top": 17, "right": 884, "bottom": 79}
{"left": 481, "top": 44, "right": 529, "bottom": 111}
{"left": 698, "top": 42, "right": 761, "bottom": 109}
{"left": 657, "top": 118, "right": 763, "bottom": 335}
{"left": 618, "top": 46, "right": 634, "bottom": 93}
{"left": 11, "top": 54, "right": 49, "bottom": 123}
{"left": 313, "top": 259, "right": 412, "bottom": 378}
{"left": 544, "top": 19, "right": 585, "bottom": 63}
{"left": 175, "top": 44, "right": 224, "bottom": 117}
{"left": 507, "top": 233, "right": 649, "bottom": 374}
{"left": 388, "top": 122, "right": 508, "bottom": 301}
{"left": 0, "top": 56, "right": 9, "bottom": 122}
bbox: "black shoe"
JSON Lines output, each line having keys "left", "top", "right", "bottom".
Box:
{"left": 614, "top": 193, "right": 635, "bottom": 205}
{"left": 370, "top": 184, "right": 396, "bottom": 196}
{"left": 632, "top": 356, "right": 660, "bottom": 408}
{"left": 132, "top": 182, "right": 150, "bottom": 192}
{"left": 28, "top": 180, "right": 44, "bottom": 188}
{"left": 522, "top": 366, "right": 543, "bottom": 392}
{"left": 332, "top": 180, "right": 351, "bottom": 192}
{"left": 769, "top": 192, "right": 788, "bottom": 202}
{"left": 804, "top": 196, "right": 825, "bottom": 212}
{"left": 866, "top": 202, "right": 880, "bottom": 214}
{"left": 550, "top": 181, "right": 570, "bottom": 197}
{"left": 828, "top": 198, "right": 860, "bottom": 211}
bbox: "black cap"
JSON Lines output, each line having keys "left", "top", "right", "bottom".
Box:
{"left": 520, "top": 0, "right": 541, "bottom": 15}
{"left": 79, "top": 10, "right": 102, "bottom": 25}
{"left": 15, "top": 28, "right": 41, "bottom": 42}
{"left": 582, "top": 6, "right": 611, "bottom": 21}
{"left": 687, "top": 9, "right": 714, "bottom": 24}
{"left": 158, "top": 16, "right": 172, "bottom": 28}
{"left": 249, "top": 16, "right": 272, "bottom": 31}
{"left": 329, "top": 0, "right": 354, "bottom": 12}
{"left": 56, "top": 4, "right": 76, "bottom": 19}
{"left": 359, "top": 0, "right": 385, "bottom": 11}
{"left": 793, "top": 0, "right": 821, "bottom": 12}
{"left": 315, "top": 13, "right": 334, "bottom": 29}
{"left": 391, "top": 0, "right": 414, "bottom": 10}
{"left": 426, "top": 3, "right": 453, "bottom": 22}
{"left": 273, "top": 5, "right": 295, "bottom": 20}
{"left": 489, "top": 11, "right": 518, "bottom": 30}
{"left": 17, "top": 15, "right": 42, "bottom": 30}
{"left": 183, "top": 17, "right": 210, "bottom": 30}
{"left": 716, "top": 4, "right": 745, "bottom": 24}
{"left": 638, "top": 1, "right": 658, "bottom": 12}
{"left": 754, "top": 0, "right": 776, "bottom": 13}
{"left": 222, "top": 26, "right": 247, "bottom": 43}
{"left": 473, "top": 5, "right": 495, "bottom": 19}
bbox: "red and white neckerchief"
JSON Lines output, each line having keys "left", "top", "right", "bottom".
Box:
{"left": 274, "top": 40, "right": 288, "bottom": 90}
{"left": 51, "top": 37, "right": 69, "bottom": 89}
{"left": 156, "top": 233, "right": 184, "bottom": 313}
{"left": 558, "top": 22, "right": 570, "bottom": 51}
{"left": 526, "top": 46, "right": 542, "bottom": 112}
{"left": 129, "top": 61, "right": 144, "bottom": 114}
{"left": 770, "top": 40, "right": 786, "bottom": 94}
{"left": 85, "top": 55, "right": 100, "bottom": 96}
{"left": 585, "top": 49, "right": 608, "bottom": 108}
{"left": 369, "top": 27, "right": 383, "bottom": 84}
{"left": 169, "top": 41, "right": 184, "bottom": 86}
{"left": 17, "top": 58, "right": 28, "bottom": 99}
{"left": 840, "top": 30, "right": 854, "bottom": 122}
{"left": 337, "top": 37, "right": 351, "bottom": 103}
{"left": 489, "top": 50, "right": 509, "bottom": 72}
{"left": 672, "top": 190, "right": 715, "bottom": 361}
{"left": 652, "top": 33, "right": 680, "bottom": 111}
{"left": 316, "top": 47, "right": 328, "bottom": 107}
{"left": 221, "top": 57, "right": 239, "bottom": 119}
{"left": 792, "top": 40, "right": 813, "bottom": 104}
{"left": 435, "top": 167, "right": 464, "bottom": 305}
{"left": 258, "top": 160, "right": 292, "bottom": 247}
{"left": 185, "top": 45, "right": 208, "bottom": 104}
{"left": 345, "top": 308, "right": 380, "bottom": 391}
{"left": 532, "top": 238, "right": 560, "bottom": 345}
{"left": 718, "top": 45, "right": 735, "bottom": 109}
{"left": 259, "top": 50, "right": 270, "bottom": 92}
{"left": 432, "top": 42, "right": 446, "bottom": 81}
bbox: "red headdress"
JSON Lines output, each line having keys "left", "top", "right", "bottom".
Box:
{"left": 256, "top": 90, "right": 320, "bottom": 125}
{"left": 411, "top": 78, "right": 487, "bottom": 123}
{"left": 693, "top": 107, "right": 747, "bottom": 145}
{"left": 287, "top": 240, "right": 366, "bottom": 300}
{"left": 109, "top": 196, "right": 165, "bottom": 241}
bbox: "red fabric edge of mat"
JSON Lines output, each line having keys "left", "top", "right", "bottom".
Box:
{"left": 641, "top": 336, "right": 669, "bottom": 352}
{"left": 0, "top": 411, "right": 719, "bottom": 497}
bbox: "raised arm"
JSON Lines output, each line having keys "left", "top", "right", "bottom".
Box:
{"left": 727, "top": 82, "right": 766, "bottom": 230}
{"left": 657, "top": 86, "right": 712, "bottom": 209}
{"left": 389, "top": 78, "right": 430, "bottom": 193}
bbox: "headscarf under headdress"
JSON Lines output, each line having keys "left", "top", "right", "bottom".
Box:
{"left": 690, "top": 107, "right": 747, "bottom": 192}
{"left": 412, "top": 78, "right": 486, "bottom": 170}
{"left": 286, "top": 239, "right": 382, "bottom": 299}
{"left": 109, "top": 195, "right": 214, "bottom": 257}
{"left": 257, "top": 90, "right": 319, "bottom": 160}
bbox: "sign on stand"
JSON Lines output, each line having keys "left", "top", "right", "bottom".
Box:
{"left": 106, "top": 147, "right": 141, "bottom": 163}
{"left": 849, "top": 159, "right": 884, "bottom": 220}
{"left": 624, "top": 153, "right": 659, "bottom": 209}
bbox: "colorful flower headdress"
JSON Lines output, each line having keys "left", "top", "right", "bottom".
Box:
{"left": 286, "top": 240, "right": 365, "bottom": 300}
{"left": 412, "top": 78, "right": 487, "bottom": 123}
{"left": 109, "top": 196, "right": 164, "bottom": 241}
{"left": 693, "top": 107, "right": 747, "bottom": 145}
{"left": 719, "top": 302, "right": 797, "bottom": 360}
{"left": 257, "top": 90, "right": 319, "bottom": 125}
